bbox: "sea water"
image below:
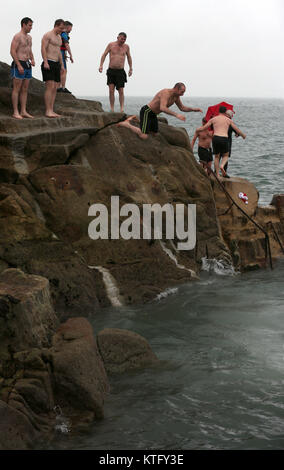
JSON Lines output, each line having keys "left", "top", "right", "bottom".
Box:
{"left": 43, "top": 97, "right": 284, "bottom": 450}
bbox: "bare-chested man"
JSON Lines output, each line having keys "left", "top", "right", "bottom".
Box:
{"left": 191, "top": 118, "right": 213, "bottom": 175}
{"left": 10, "top": 17, "right": 35, "bottom": 119}
{"left": 99, "top": 32, "right": 132, "bottom": 112}
{"left": 117, "top": 83, "right": 202, "bottom": 139}
{"left": 41, "top": 19, "right": 65, "bottom": 118}
{"left": 196, "top": 106, "right": 246, "bottom": 179}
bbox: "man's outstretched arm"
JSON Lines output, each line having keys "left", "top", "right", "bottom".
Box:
{"left": 176, "top": 97, "right": 202, "bottom": 113}
{"left": 230, "top": 121, "right": 246, "bottom": 139}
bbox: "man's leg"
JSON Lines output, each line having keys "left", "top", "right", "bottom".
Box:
{"left": 220, "top": 153, "right": 229, "bottom": 176}
{"left": 44, "top": 81, "right": 61, "bottom": 117}
{"left": 60, "top": 68, "right": 67, "bottom": 89}
{"left": 108, "top": 84, "right": 115, "bottom": 112}
{"left": 118, "top": 87, "right": 124, "bottom": 113}
{"left": 11, "top": 79, "right": 24, "bottom": 119}
{"left": 207, "top": 161, "right": 212, "bottom": 175}
{"left": 116, "top": 116, "right": 148, "bottom": 140}
{"left": 214, "top": 154, "right": 221, "bottom": 179}
{"left": 19, "top": 79, "right": 33, "bottom": 118}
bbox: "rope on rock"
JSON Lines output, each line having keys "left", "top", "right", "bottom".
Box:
{"left": 209, "top": 170, "right": 273, "bottom": 270}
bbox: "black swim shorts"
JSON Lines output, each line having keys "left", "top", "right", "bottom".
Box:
{"left": 107, "top": 68, "right": 127, "bottom": 90}
{"left": 212, "top": 135, "right": 229, "bottom": 155}
{"left": 198, "top": 146, "right": 213, "bottom": 163}
{"left": 41, "top": 60, "right": 61, "bottom": 83}
{"left": 139, "top": 105, "right": 158, "bottom": 134}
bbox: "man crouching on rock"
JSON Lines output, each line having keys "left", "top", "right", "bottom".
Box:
{"left": 41, "top": 19, "right": 65, "bottom": 118}
{"left": 10, "top": 17, "right": 35, "bottom": 119}
{"left": 117, "top": 83, "right": 202, "bottom": 139}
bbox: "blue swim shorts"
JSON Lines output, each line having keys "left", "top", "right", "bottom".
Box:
{"left": 10, "top": 60, "right": 32, "bottom": 80}
{"left": 61, "top": 50, "right": 67, "bottom": 70}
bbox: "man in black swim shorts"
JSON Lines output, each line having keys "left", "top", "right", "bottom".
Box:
{"left": 196, "top": 106, "right": 246, "bottom": 179}
{"left": 99, "top": 32, "right": 132, "bottom": 112}
{"left": 41, "top": 19, "right": 65, "bottom": 118}
{"left": 116, "top": 83, "right": 202, "bottom": 140}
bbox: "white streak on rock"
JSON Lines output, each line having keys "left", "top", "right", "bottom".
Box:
{"left": 89, "top": 265, "right": 123, "bottom": 307}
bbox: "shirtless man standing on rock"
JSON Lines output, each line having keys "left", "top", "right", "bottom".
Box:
{"left": 99, "top": 32, "right": 132, "bottom": 113}
{"left": 191, "top": 117, "right": 213, "bottom": 175}
{"left": 196, "top": 106, "right": 246, "bottom": 179}
{"left": 41, "top": 19, "right": 65, "bottom": 118}
{"left": 10, "top": 17, "right": 35, "bottom": 119}
{"left": 117, "top": 83, "right": 202, "bottom": 139}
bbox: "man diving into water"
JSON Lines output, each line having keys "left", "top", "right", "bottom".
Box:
{"left": 117, "top": 82, "right": 202, "bottom": 139}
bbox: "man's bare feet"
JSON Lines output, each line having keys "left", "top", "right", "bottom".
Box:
{"left": 12, "top": 113, "right": 23, "bottom": 120}
{"left": 45, "top": 112, "right": 61, "bottom": 118}
{"left": 21, "top": 112, "right": 34, "bottom": 119}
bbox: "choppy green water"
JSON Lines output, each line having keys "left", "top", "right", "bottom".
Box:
{"left": 43, "top": 97, "right": 284, "bottom": 450}
{"left": 46, "top": 259, "right": 284, "bottom": 450}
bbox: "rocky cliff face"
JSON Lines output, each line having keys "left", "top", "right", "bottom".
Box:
{"left": 0, "top": 61, "right": 231, "bottom": 312}
{"left": 0, "top": 60, "right": 283, "bottom": 448}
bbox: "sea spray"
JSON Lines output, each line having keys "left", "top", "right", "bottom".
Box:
{"left": 155, "top": 287, "right": 179, "bottom": 301}
{"left": 201, "top": 257, "right": 238, "bottom": 276}
{"left": 54, "top": 405, "right": 71, "bottom": 434}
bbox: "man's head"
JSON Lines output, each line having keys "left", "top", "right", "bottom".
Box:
{"left": 219, "top": 106, "right": 227, "bottom": 114}
{"left": 54, "top": 19, "right": 65, "bottom": 33}
{"left": 174, "top": 82, "right": 186, "bottom": 96}
{"left": 225, "top": 109, "right": 233, "bottom": 118}
{"left": 21, "top": 17, "right": 33, "bottom": 33}
{"left": 117, "top": 32, "right": 127, "bottom": 45}
{"left": 64, "top": 21, "right": 73, "bottom": 33}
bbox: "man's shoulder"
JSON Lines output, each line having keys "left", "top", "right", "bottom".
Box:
{"left": 43, "top": 30, "right": 52, "bottom": 38}
{"left": 12, "top": 31, "right": 21, "bottom": 41}
{"left": 160, "top": 88, "right": 171, "bottom": 94}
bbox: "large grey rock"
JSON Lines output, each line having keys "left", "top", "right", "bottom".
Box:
{"left": 97, "top": 328, "right": 159, "bottom": 374}
{"left": 50, "top": 317, "right": 109, "bottom": 418}
{"left": 0, "top": 269, "right": 58, "bottom": 353}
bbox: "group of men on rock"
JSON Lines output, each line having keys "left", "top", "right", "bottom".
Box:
{"left": 10, "top": 18, "right": 246, "bottom": 179}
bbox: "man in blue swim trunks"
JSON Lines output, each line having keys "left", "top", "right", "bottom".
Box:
{"left": 57, "top": 21, "right": 74, "bottom": 94}
{"left": 10, "top": 17, "right": 35, "bottom": 119}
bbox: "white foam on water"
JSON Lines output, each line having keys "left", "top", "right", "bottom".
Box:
{"left": 155, "top": 287, "right": 179, "bottom": 301}
{"left": 53, "top": 405, "right": 71, "bottom": 434}
{"left": 201, "top": 257, "right": 238, "bottom": 276}
{"left": 89, "top": 265, "right": 123, "bottom": 307}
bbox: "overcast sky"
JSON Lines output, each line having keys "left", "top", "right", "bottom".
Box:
{"left": 1, "top": 0, "right": 284, "bottom": 98}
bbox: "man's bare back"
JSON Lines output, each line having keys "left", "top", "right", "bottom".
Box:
{"left": 208, "top": 114, "right": 233, "bottom": 137}
{"left": 198, "top": 114, "right": 246, "bottom": 139}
